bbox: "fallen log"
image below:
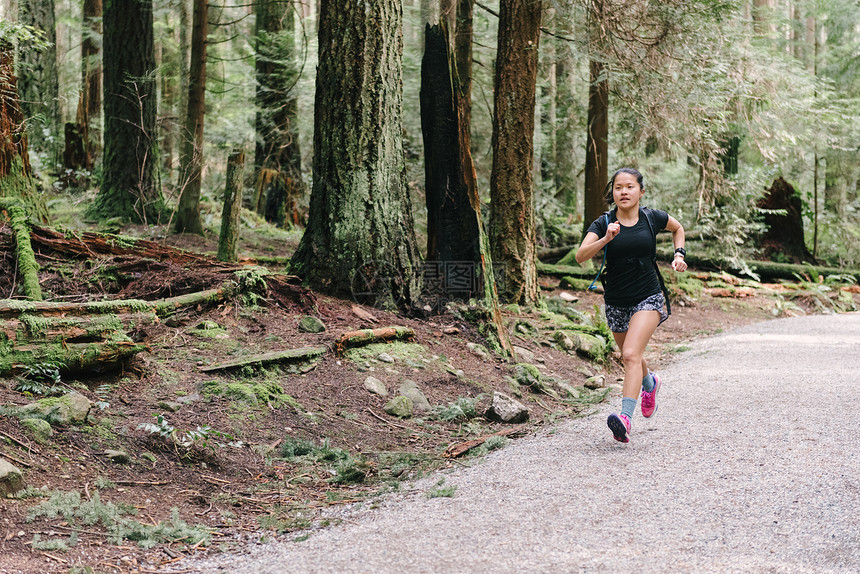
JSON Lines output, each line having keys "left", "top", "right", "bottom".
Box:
{"left": 0, "top": 199, "right": 42, "bottom": 301}
{"left": 536, "top": 262, "right": 595, "bottom": 280}
{"left": 1, "top": 311, "right": 158, "bottom": 344}
{"left": 335, "top": 326, "right": 416, "bottom": 355}
{"left": 198, "top": 346, "right": 328, "bottom": 373}
{"left": 443, "top": 424, "right": 528, "bottom": 458}
{"left": 1, "top": 340, "right": 149, "bottom": 375}
{"left": 0, "top": 285, "right": 231, "bottom": 320}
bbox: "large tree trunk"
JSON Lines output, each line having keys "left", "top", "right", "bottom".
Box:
{"left": 539, "top": 5, "right": 556, "bottom": 189}
{"left": 554, "top": 4, "right": 576, "bottom": 211}
{"left": 174, "top": 0, "right": 207, "bottom": 234}
{"left": 756, "top": 176, "right": 811, "bottom": 262}
{"left": 583, "top": 57, "right": 608, "bottom": 237}
{"left": 454, "top": 0, "right": 473, "bottom": 132}
{"left": 0, "top": 41, "right": 48, "bottom": 221}
{"left": 489, "top": 0, "right": 542, "bottom": 305}
{"left": 76, "top": 0, "right": 102, "bottom": 170}
{"left": 94, "top": 0, "right": 160, "bottom": 222}
{"left": 254, "top": 0, "right": 303, "bottom": 228}
{"left": 421, "top": 22, "right": 511, "bottom": 353}
{"left": 291, "top": 0, "right": 420, "bottom": 310}
{"left": 18, "top": 0, "right": 60, "bottom": 162}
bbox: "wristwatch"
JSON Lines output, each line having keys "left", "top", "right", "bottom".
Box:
{"left": 674, "top": 247, "right": 686, "bottom": 258}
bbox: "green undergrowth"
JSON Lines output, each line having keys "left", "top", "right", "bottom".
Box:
{"left": 343, "top": 341, "right": 429, "bottom": 364}
{"left": 199, "top": 376, "right": 303, "bottom": 411}
{"left": 279, "top": 437, "right": 372, "bottom": 485}
{"left": 26, "top": 490, "right": 211, "bottom": 549}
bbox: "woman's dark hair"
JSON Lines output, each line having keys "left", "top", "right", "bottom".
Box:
{"left": 603, "top": 167, "right": 644, "bottom": 204}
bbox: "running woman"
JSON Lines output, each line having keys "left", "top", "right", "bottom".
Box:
{"left": 575, "top": 167, "right": 687, "bottom": 443}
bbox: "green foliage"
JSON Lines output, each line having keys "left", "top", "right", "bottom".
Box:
{"left": 27, "top": 491, "right": 210, "bottom": 548}
{"left": 427, "top": 478, "right": 457, "bottom": 499}
{"left": 278, "top": 438, "right": 369, "bottom": 484}
{"left": 432, "top": 396, "right": 483, "bottom": 422}
{"left": 137, "top": 414, "right": 243, "bottom": 452}
{"left": 13, "top": 362, "right": 66, "bottom": 397}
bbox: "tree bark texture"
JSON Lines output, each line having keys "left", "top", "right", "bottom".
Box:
{"left": 291, "top": 0, "right": 420, "bottom": 310}
{"left": 756, "top": 176, "right": 811, "bottom": 262}
{"left": 217, "top": 149, "right": 244, "bottom": 262}
{"left": 254, "top": 0, "right": 303, "bottom": 227}
{"left": 74, "top": 0, "right": 102, "bottom": 171}
{"left": 0, "top": 41, "right": 47, "bottom": 221}
{"left": 174, "top": 0, "right": 208, "bottom": 234}
{"left": 583, "top": 57, "right": 608, "bottom": 237}
{"left": 539, "top": 6, "right": 557, "bottom": 187}
{"left": 18, "top": 0, "right": 60, "bottom": 158}
{"left": 96, "top": 0, "right": 160, "bottom": 222}
{"left": 454, "top": 0, "right": 473, "bottom": 132}
{"left": 555, "top": 17, "right": 576, "bottom": 210}
{"left": 489, "top": 0, "right": 542, "bottom": 305}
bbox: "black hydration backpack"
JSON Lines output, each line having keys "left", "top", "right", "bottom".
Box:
{"left": 588, "top": 207, "right": 671, "bottom": 316}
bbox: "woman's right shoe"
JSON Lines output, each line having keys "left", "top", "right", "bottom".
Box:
{"left": 640, "top": 373, "right": 661, "bottom": 418}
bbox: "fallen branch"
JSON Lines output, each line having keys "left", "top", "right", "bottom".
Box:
{"left": 335, "top": 326, "right": 415, "bottom": 354}
{"left": 1, "top": 453, "right": 31, "bottom": 468}
{"left": 443, "top": 424, "right": 528, "bottom": 458}
{"left": 197, "top": 346, "right": 327, "bottom": 372}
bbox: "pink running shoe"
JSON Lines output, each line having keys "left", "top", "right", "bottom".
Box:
{"left": 607, "top": 413, "right": 631, "bottom": 443}
{"left": 640, "top": 373, "right": 661, "bottom": 418}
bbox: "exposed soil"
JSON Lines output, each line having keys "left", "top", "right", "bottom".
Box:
{"left": 0, "top": 220, "right": 850, "bottom": 574}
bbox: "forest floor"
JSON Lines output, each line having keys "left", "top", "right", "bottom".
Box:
{"left": 0, "top": 208, "right": 856, "bottom": 574}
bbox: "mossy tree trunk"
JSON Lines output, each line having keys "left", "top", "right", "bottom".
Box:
{"left": 0, "top": 41, "right": 48, "bottom": 222}
{"left": 68, "top": 0, "right": 103, "bottom": 175}
{"left": 94, "top": 0, "right": 161, "bottom": 223}
{"left": 174, "top": 0, "right": 207, "bottom": 234}
{"left": 217, "top": 149, "right": 244, "bottom": 262}
{"left": 489, "top": 0, "right": 542, "bottom": 305}
{"left": 18, "top": 0, "right": 61, "bottom": 162}
{"left": 291, "top": 0, "right": 420, "bottom": 310}
{"left": 254, "top": 0, "right": 303, "bottom": 228}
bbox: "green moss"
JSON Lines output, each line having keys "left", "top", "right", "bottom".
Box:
{"left": 200, "top": 379, "right": 303, "bottom": 411}
{"left": 343, "top": 342, "right": 427, "bottom": 363}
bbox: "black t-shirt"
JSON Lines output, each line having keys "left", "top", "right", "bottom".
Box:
{"left": 586, "top": 208, "right": 669, "bottom": 307}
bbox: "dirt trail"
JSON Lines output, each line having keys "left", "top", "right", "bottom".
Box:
{"left": 169, "top": 312, "right": 860, "bottom": 574}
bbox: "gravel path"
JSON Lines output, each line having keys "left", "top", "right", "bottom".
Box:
{"left": 178, "top": 313, "right": 860, "bottom": 573}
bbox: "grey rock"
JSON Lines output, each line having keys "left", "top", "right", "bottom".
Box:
{"left": 157, "top": 401, "right": 183, "bottom": 413}
{"left": 104, "top": 450, "right": 130, "bottom": 464}
{"left": 16, "top": 391, "right": 91, "bottom": 426}
{"left": 512, "top": 346, "right": 535, "bottom": 363}
{"left": 0, "top": 459, "right": 25, "bottom": 497}
{"left": 298, "top": 316, "right": 326, "bottom": 333}
{"left": 176, "top": 393, "right": 201, "bottom": 405}
{"left": 584, "top": 374, "right": 606, "bottom": 389}
{"left": 399, "top": 380, "right": 431, "bottom": 413}
{"left": 20, "top": 418, "right": 52, "bottom": 444}
{"left": 466, "top": 342, "right": 490, "bottom": 360}
{"left": 484, "top": 392, "right": 529, "bottom": 424}
{"left": 556, "top": 382, "right": 582, "bottom": 399}
{"left": 513, "top": 363, "right": 541, "bottom": 387}
{"left": 364, "top": 376, "right": 388, "bottom": 397}
{"left": 377, "top": 352, "right": 396, "bottom": 364}
{"left": 383, "top": 396, "right": 413, "bottom": 418}
{"left": 572, "top": 333, "right": 608, "bottom": 361}
{"left": 553, "top": 331, "right": 575, "bottom": 351}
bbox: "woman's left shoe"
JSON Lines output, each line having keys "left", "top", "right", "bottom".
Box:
{"left": 640, "top": 373, "right": 661, "bottom": 418}
{"left": 607, "top": 413, "right": 631, "bottom": 443}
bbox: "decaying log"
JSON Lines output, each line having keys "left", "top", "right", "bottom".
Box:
{"left": 198, "top": 346, "right": 327, "bottom": 372}
{"left": 1, "top": 340, "right": 148, "bottom": 376}
{"left": 0, "top": 199, "right": 42, "bottom": 301}
{"left": 443, "top": 424, "right": 528, "bottom": 458}
{"left": 335, "top": 326, "right": 416, "bottom": 354}
{"left": 537, "top": 262, "right": 596, "bottom": 280}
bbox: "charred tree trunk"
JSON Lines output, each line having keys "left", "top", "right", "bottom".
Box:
{"left": 174, "top": 0, "right": 207, "bottom": 234}
{"left": 254, "top": 0, "right": 303, "bottom": 227}
{"left": 94, "top": 0, "right": 161, "bottom": 222}
{"left": 0, "top": 41, "right": 47, "bottom": 221}
{"left": 489, "top": 0, "right": 542, "bottom": 305}
{"left": 756, "top": 176, "right": 812, "bottom": 262}
{"left": 454, "top": 0, "right": 473, "bottom": 132}
{"left": 421, "top": 23, "right": 511, "bottom": 353}
{"left": 291, "top": 0, "right": 420, "bottom": 310}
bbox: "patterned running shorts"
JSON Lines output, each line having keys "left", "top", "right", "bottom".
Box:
{"left": 604, "top": 292, "right": 668, "bottom": 333}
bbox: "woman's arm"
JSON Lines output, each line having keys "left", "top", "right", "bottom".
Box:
{"left": 575, "top": 223, "right": 620, "bottom": 264}
{"left": 666, "top": 216, "right": 687, "bottom": 272}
